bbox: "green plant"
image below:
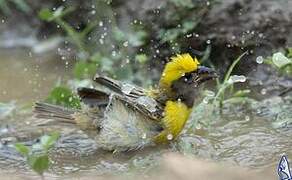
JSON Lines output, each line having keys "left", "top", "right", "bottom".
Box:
{"left": 38, "top": 4, "right": 151, "bottom": 85}
{"left": 264, "top": 50, "right": 292, "bottom": 75}
{"left": 39, "top": 7, "right": 95, "bottom": 56}
{"left": 14, "top": 133, "right": 60, "bottom": 177}
{"left": 212, "top": 52, "right": 253, "bottom": 111}
{"left": 46, "top": 86, "right": 81, "bottom": 109}
{"left": 186, "top": 52, "right": 255, "bottom": 130}
{"left": 155, "top": 0, "right": 217, "bottom": 50}
{"left": 0, "top": 0, "right": 31, "bottom": 15}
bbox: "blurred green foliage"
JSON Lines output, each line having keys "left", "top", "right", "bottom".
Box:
{"left": 35, "top": 0, "right": 217, "bottom": 107}
{"left": 154, "top": 0, "right": 216, "bottom": 54}
{"left": 46, "top": 86, "right": 81, "bottom": 109}
{"left": 0, "top": 0, "right": 31, "bottom": 15}
{"left": 38, "top": 4, "right": 150, "bottom": 85}
{"left": 14, "top": 132, "right": 60, "bottom": 176}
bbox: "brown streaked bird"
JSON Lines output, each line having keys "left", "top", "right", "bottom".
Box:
{"left": 34, "top": 53, "right": 217, "bottom": 152}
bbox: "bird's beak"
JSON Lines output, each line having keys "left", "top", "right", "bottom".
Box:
{"left": 195, "top": 66, "right": 218, "bottom": 84}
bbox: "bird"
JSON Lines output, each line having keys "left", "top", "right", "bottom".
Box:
{"left": 34, "top": 53, "right": 217, "bottom": 152}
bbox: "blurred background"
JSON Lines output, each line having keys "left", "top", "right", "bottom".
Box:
{"left": 0, "top": 0, "right": 292, "bottom": 179}
{"left": 0, "top": 0, "right": 292, "bottom": 102}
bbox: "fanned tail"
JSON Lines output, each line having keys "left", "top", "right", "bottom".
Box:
{"left": 34, "top": 102, "right": 77, "bottom": 124}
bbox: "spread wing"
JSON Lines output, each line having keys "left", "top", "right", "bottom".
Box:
{"left": 77, "top": 74, "right": 164, "bottom": 120}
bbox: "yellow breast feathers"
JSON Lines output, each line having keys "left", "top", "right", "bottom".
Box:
{"left": 154, "top": 100, "right": 191, "bottom": 143}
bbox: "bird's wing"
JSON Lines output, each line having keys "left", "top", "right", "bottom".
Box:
{"left": 93, "top": 74, "right": 146, "bottom": 98}
{"left": 77, "top": 75, "right": 164, "bottom": 120}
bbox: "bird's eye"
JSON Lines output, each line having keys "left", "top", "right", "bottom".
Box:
{"left": 183, "top": 73, "right": 192, "bottom": 83}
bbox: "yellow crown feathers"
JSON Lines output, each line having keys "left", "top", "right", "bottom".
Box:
{"left": 159, "top": 53, "right": 200, "bottom": 89}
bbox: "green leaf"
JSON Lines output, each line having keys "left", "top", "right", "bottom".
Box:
{"left": 170, "top": 0, "right": 194, "bottom": 8}
{"left": 40, "top": 132, "right": 60, "bottom": 150}
{"left": 113, "top": 28, "right": 126, "bottom": 42}
{"left": 39, "top": 8, "right": 54, "bottom": 21}
{"left": 52, "top": 6, "right": 64, "bottom": 18}
{"left": 46, "top": 86, "right": 81, "bottom": 109}
{"left": 0, "top": 0, "right": 11, "bottom": 15}
{"left": 233, "top": 89, "right": 251, "bottom": 97}
{"left": 128, "top": 30, "right": 147, "bottom": 47}
{"left": 73, "top": 61, "right": 98, "bottom": 80}
{"left": 28, "top": 155, "right": 49, "bottom": 175}
{"left": 12, "top": 0, "right": 31, "bottom": 13}
{"left": 223, "top": 52, "right": 248, "bottom": 84}
{"left": 272, "top": 52, "right": 292, "bottom": 68}
{"left": 14, "top": 143, "right": 30, "bottom": 157}
{"left": 287, "top": 48, "right": 292, "bottom": 58}
{"left": 135, "top": 54, "right": 147, "bottom": 64}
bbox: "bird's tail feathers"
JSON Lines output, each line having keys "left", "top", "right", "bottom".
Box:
{"left": 34, "top": 102, "right": 77, "bottom": 124}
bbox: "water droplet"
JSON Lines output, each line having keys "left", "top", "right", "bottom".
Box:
{"left": 258, "top": 33, "right": 264, "bottom": 38}
{"left": 203, "top": 97, "right": 209, "bottom": 104}
{"left": 99, "top": 39, "right": 104, "bottom": 44}
{"left": 91, "top": 10, "right": 96, "bottom": 15}
{"left": 186, "top": 34, "right": 192, "bottom": 38}
{"left": 167, "top": 134, "right": 173, "bottom": 140}
{"left": 123, "top": 41, "right": 128, "bottom": 47}
{"left": 256, "top": 56, "right": 264, "bottom": 64}
{"left": 205, "top": 90, "right": 215, "bottom": 97}
{"left": 99, "top": 21, "right": 103, "bottom": 27}
{"left": 196, "top": 123, "right": 202, "bottom": 129}
{"left": 261, "top": 88, "right": 267, "bottom": 95}
{"left": 206, "top": 39, "right": 211, "bottom": 44}
{"left": 142, "top": 133, "right": 147, "bottom": 139}
{"left": 256, "top": 109, "right": 261, "bottom": 114}
{"left": 229, "top": 75, "right": 246, "bottom": 83}
{"left": 245, "top": 115, "right": 250, "bottom": 121}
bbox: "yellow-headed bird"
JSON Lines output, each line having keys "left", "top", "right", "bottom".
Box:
{"left": 35, "top": 53, "right": 217, "bottom": 151}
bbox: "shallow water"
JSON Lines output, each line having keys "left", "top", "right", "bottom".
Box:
{"left": 0, "top": 48, "right": 71, "bottom": 103}
{"left": 0, "top": 49, "right": 291, "bottom": 179}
